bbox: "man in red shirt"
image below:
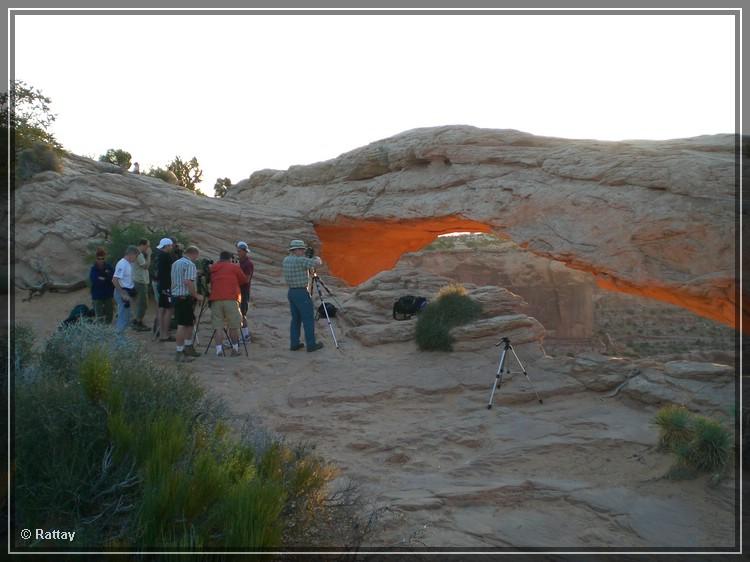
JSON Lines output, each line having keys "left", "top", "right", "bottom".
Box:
{"left": 209, "top": 251, "right": 250, "bottom": 356}
{"left": 236, "top": 241, "right": 254, "bottom": 341}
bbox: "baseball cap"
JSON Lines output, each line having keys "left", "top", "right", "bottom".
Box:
{"left": 236, "top": 241, "right": 250, "bottom": 251}
{"left": 157, "top": 238, "right": 173, "bottom": 249}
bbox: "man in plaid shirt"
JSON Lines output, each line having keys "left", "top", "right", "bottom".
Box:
{"left": 282, "top": 239, "right": 324, "bottom": 353}
{"left": 170, "top": 245, "right": 205, "bottom": 362}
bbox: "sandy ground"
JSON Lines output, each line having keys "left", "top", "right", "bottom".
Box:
{"left": 13, "top": 287, "right": 738, "bottom": 550}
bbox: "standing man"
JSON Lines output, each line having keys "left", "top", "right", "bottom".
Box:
{"left": 154, "top": 238, "right": 175, "bottom": 342}
{"left": 171, "top": 245, "right": 204, "bottom": 362}
{"left": 282, "top": 239, "right": 324, "bottom": 353}
{"left": 131, "top": 238, "right": 151, "bottom": 331}
{"left": 112, "top": 245, "right": 140, "bottom": 334}
{"left": 209, "top": 251, "right": 249, "bottom": 357}
{"left": 236, "top": 241, "right": 254, "bottom": 342}
{"left": 90, "top": 248, "right": 115, "bottom": 324}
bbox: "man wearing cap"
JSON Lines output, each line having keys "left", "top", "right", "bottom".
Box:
{"left": 235, "top": 241, "right": 254, "bottom": 342}
{"left": 154, "top": 238, "right": 175, "bottom": 342}
{"left": 170, "top": 245, "right": 204, "bottom": 362}
{"left": 282, "top": 240, "right": 324, "bottom": 353}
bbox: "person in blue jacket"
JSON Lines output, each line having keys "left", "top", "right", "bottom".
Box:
{"left": 90, "top": 247, "right": 115, "bottom": 324}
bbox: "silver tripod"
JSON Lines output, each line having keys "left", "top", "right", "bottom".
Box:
{"left": 487, "top": 337, "right": 543, "bottom": 409}
{"left": 309, "top": 272, "right": 342, "bottom": 351}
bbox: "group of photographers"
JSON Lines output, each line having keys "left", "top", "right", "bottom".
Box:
{"left": 90, "top": 236, "right": 326, "bottom": 361}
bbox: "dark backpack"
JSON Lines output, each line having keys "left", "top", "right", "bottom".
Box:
{"left": 316, "top": 302, "right": 337, "bottom": 319}
{"left": 62, "top": 304, "right": 96, "bottom": 326}
{"left": 393, "top": 295, "right": 428, "bottom": 320}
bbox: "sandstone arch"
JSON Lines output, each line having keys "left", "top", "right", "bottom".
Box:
{"left": 230, "top": 126, "right": 739, "bottom": 329}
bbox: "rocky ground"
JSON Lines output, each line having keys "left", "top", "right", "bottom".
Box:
{"left": 14, "top": 282, "right": 738, "bottom": 550}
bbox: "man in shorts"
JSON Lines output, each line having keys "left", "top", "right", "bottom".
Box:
{"left": 209, "top": 251, "right": 249, "bottom": 357}
{"left": 235, "top": 241, "right": 254, "bottom": 342}
{"left": 170, "top": 245, "right": 204, "bottom": 362}
{"left": 154, "top": 238, "right": 175, "bottom": 342}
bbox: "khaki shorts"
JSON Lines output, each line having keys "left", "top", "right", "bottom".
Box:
{"left": 211, "top": 299, "right": 242, "bottom": 330}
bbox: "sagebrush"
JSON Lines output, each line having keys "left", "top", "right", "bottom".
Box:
{"left": 415, "top": 285, "right": 481, "bottom": 351}
{"left": 15, "top": 324, "right": 374, "bottom": 550}
{"left": 653, "top": 404, "right": 734, "bottom": 478}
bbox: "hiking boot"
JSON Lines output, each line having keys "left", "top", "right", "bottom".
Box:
{"left": 132, "top": 322, "right": 150, "bottom": 332}
{"left": 160, "top": 335, "right": 176, "bottom": 342}
{"left": 183, "top": 345, "right": 201, "bottom": 357}
{"left": 175, "top": 351, "right": 195, "bottom": 363}
{"left": 229, "top": 348, "right": 242, "bottom": 357}
{"left": 290, "top": 343, "right": 304, "bottom": 351}
{"left": 306, "top": 342, "right": 324, "bottom": 353}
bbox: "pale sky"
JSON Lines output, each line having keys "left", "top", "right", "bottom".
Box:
{"left": 14, "top": 13, "right": 735, "bottom": 195}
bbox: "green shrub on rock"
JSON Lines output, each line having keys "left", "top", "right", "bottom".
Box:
{"left": 15, "top": 142, "right": 63, "bottom": 183}
{"left": 15, "top": 323, "right": 364, "bottom": 550}
{"left": 652, "top": 405, "right": 733, "bottom": 479}
{"left": 416, "top": 284, "right": 481, "bottom": 351}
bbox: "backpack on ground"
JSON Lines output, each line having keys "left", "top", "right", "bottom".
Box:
{"left": 392, "top": 295, "right": 428, "bottom": 320}
{"left": 62, "top": 304, "right": 96, "bottom": 327}
{"left": 316, "top": 302, "right": 337, "bottom": 320}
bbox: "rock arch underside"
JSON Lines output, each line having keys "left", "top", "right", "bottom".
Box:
{"left": 229, "top": 126, "right": 739, "bottom": 329}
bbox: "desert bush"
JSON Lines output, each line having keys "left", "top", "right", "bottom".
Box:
{"left": 680, "top": 415, "right": 733, "bottom": 473}
{"left": 652, "top": 405, "right": 733, "bottom": 479}
{"left": 11, "top": 324, "right": 36, "bottom": 372}
{"left": 15, "top": 141, "right": 63, "bottom": 183}
{"left": 653, "top": 405, "right": 693, "bottom": 451}
{"left": 99, "top": 148, "right": 132, "bottom": 170}
{"left": 86, "top": 222, "right": 190, "bottom": 265}
{"left": 146, "top": 166, "right": 179, "bottom": 185}
{"left": 416, "top": 285, "right": 482, "bottom": 351}
{"left": 15, "top": 323, "right": 366, "bottom": 550}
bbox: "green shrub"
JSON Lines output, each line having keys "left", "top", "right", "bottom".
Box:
{"left": 436, "top": 282, "right": 468, "bottom": 300}
{"left": 15, "top": 323, "right": 367, "bottom": 550}
{"left": 12, "top": 324, "right": 36, "bottom": 373}
{"left": 653, "top": 405, "right": 734, "bottom": 478}
{"left": 87, "top": 222, "right": 190, "bottom": 266}
{"left": 653, "top": 404, "right": 693, "bottom": 451}
{"left": 415, "top": 286, "right": 482, "bottom": 351}
{"left": 14, "top": 141, "right": 63, "bottom": 183}
{"left": 99, "top": 148, "right": 132, "bottom": 170}
{"left": 681, "top": 415, "right": 733, "bottom": 473}
{"left": 146, "top": 166, "right": 179, "bottom": 185}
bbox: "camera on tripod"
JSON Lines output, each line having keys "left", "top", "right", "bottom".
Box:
{"left": 197, "top": 258, "right": 213, "bottom": 297}
{"left": 305, "top": 247, "right": 315, "bottom": 259}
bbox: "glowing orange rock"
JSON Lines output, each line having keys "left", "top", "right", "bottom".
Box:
{"left": 315, "top": 216, "right": 739, "bottom": 330}
{"left": 315, "top": 216, "right": 491, "bottom": 286}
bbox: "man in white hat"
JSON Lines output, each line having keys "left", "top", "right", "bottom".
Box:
{"left": 235, "top": 241, "right": 254, "bottom": 342}
{"left": 154, "top": 237, "right": 175, "bottom": 342}
{"left": 282, "top": 239, "right": 324, "bottom": 352}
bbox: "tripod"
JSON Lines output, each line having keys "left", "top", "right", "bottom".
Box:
{"left": 308, "top": 271, "right": 343, "bottom": 350}
{"left": 487, "top": 337, "right": 543, "bottom": 409}
{"left": 203, "top": 325, "right": 249, "bottom": 356}
{"left": 192, "top": 295, "right": 209, "bottom": 346}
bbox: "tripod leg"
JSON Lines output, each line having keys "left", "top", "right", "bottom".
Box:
{"left": 487, "top": 349, "right": 507, "bottom": 409}
{"left": 313, "top": 278, "right": 340, "bottom": 350}
{"left": 203, "top": 329, "right": 217, "bottom": 355}
{"left": 227, "top": 327, "right": 248, "bottom": 356}
{"left": 316, "top": 276, "right": 345, "bottom": 311}
{"left": 509, "top": 345, "right": 543, "bottom": 404}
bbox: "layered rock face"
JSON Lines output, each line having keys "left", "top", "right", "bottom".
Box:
{"left": 399, "top": 237, "right": 596, "bottom": 339}
{"left": 14, "top": 155, "right": 317, "bottom": 289}
{"left": 228, "top": 126, "right": 738, "bottom": 328}
{"left": 339, "top": 264, "right": 546, "bottom": 358}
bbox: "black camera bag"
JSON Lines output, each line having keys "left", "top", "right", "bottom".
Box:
{"left": 393, "top": 295, "right": 428, "bottom": 320}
